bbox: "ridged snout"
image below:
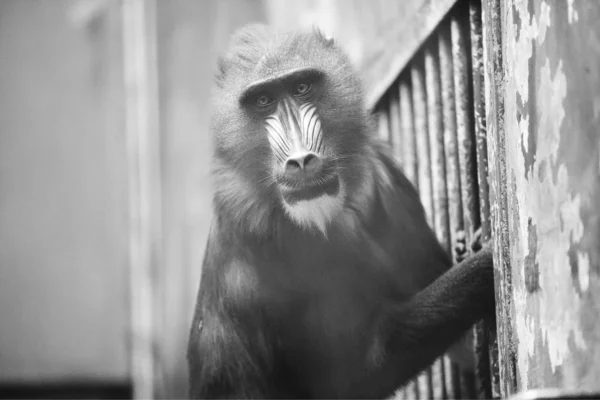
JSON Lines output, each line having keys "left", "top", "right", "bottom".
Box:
{"left": 284, "top": 151, "right": 323, "bottom": 181}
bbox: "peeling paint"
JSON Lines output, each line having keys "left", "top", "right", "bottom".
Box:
{"left": 512, "top": 3, "right": 522, "bottom": 42}
{"left": 567, "top": 0, "right": 580, "bottom": 24}
{"left": 577, "top": 252, "right": 590, "bottom": 293}
{"left": 538, "top": 1, "right": 552, "bottom": 42}
{"left": 504, "top": 0, "right": 593, "bottom": 389}
{"left": 524, "top": 217, "right": 540, "bottom": 293}
{"left": 489, "top": 0, "right": 600, "bottom": 394}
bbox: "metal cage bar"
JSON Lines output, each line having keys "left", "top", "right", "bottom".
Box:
{"left": 398, "top": 79, "right": 418, "bottom": 187}
{"left": 374, "top": 1, "right": 494, "bottom": 398}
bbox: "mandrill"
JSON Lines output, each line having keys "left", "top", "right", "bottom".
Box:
{"left": 188, "top": 24, "right": 495, "bottom": 399}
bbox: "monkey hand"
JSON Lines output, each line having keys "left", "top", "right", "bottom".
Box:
{"left": 454, "top": 227, "right": 487, "bottom": 263}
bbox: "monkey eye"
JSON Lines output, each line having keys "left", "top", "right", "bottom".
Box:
{"left": 294, "top": 82, "right": 312, "bottom": 96}
{"left": 255, "top": 93, "right": 274, "bottom": 107}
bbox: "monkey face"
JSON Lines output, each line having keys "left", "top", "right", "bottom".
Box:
{"left": 212, "top": 26, "right": 369, "bottom": 234}
{"left": 240, "top": 67, "right": 347, "bottom": 233}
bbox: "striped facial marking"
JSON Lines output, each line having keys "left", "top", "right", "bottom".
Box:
{"left": 264, "top": 100, "right": 324, "bottom": 161}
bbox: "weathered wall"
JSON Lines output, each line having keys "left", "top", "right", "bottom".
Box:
{"left": 484, "top": 0, "right": 600, "bottom": 396}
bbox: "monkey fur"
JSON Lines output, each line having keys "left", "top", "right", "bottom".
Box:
{"left": 187, "top": 24, "right": 495, "bottom": 399}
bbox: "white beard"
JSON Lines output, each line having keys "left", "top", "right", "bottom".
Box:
{"left": 282, "top": 184, "right": 345, "bottom": 236}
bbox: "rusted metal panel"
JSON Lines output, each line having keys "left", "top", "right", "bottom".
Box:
{"left": 468, "top": 0, "right": 499, "bottom": 397}
{"left": 484, "top": 0, "right": 600, "bottom": 396}
{"left": 471, "top": 0, "right": 490, "bottom": 242}
{"left": 508, "top": 388, "right": 600, "bottom": 400}
{"left": 482, "top": 0, "right": 518, "bottom": 397}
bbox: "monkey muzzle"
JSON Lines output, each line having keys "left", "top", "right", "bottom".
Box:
{"left": 278, "top": 152, "right": 340, "bottom": 205}
{"left": 265, "top": 97, "right": 341, "bottom": 206}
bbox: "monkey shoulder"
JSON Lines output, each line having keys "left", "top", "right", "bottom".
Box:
{"left": 188, "top": 221, "right": 275, "bottom": 398}
{"left": 370, "top": 143, "right": 423, "bottom": 213}
{"left": 193, "top": 218, "right": 268, "bottom": 321}
{"left": 364, "top": 142, "right": 451, "bottom": 288}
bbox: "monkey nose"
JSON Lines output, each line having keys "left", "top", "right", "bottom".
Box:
{"left": 284, "top": 152, "right": 323, "bottom": 181}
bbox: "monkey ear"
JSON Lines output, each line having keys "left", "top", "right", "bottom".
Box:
{"left": 229, "top": 23, "right": 271, "bottom": 49}
{"left": 215, "top": 56, "right": 229, "bottom": 87}
{"left": 215, "top": 23, "right": 271, "bottom": 86}
{"left": 313, "top": 26, "right": 335, "bottom": 48}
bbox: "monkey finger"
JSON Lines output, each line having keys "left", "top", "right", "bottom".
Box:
{"left": 470, "top": 227, "right": 483, "bottom": 252}
{"left": 454, "top": 229, "right": 468, "bottom": 263}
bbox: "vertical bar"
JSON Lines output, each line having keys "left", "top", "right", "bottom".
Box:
{"left": 399, "top": 79, "right": 418, "bottom": 187}
{"left": 426, "top": 368, "right": 434, "bottom": 399}
{"left": 471, "top": 0, "right": 490, "bottom": 241}
{"left": 388, "top": 82, "right": 403, "bottom": 167}
{"left": 389, "top": 81, "right": 408, "bottom": 400}
{"left": 426, "top": 32, "right": 450, "bottom": 398}
{"left": 425, "top": 40, "right": 450, "bottom": 251}
{"left": 378, "top": 98, "right": 391, "bottom": 142}
{"left": 453, "top": 5, "right": 481, "bottom": 240}
{"left": 122, "top": 0, "right": 162, "bottom": 398}
{"left": 439, "top": 16, "right": 469, "bottom": 400}
{"left": 431, "top": 358, "right": 446, "bottom": 399}
{"left": 442, "top": 356, "right": 457, "bottom": 399}
{"left": 403, "top": 380, "right": 418, "bottom": 400}
{"left": 413, "top": 376, "right": 421, "bottom": 399}
{"left": 439, "top": 16, "right": 462, "bottom": 259}
{"left": 411, "top": 57, "right": 434, "bottom": 226}
{"left": 413, "top": 52, "right": 435, "bottom": 400}
{"left": 424, "top": 39, "right": 453, "bottom": 399}
{"left": 450, "top": 1, "right": 495, "bottom": 398}
{"left": 417, "top": 370, "right": 430, "bottom": 399}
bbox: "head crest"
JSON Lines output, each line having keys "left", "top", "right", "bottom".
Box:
{"left": 312, "top": 26, "right": 335, "bottom": 48}
{"left": 216, "top": 23, "right": 273, "bottom": 86}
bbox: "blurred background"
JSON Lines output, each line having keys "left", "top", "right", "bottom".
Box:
{"left": 0, "top": 0, "right": 398, "bottom": 398}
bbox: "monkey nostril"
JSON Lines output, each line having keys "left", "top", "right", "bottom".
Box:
{"left": 286, "top": 159, "right": 302, "bottom": 171}
{"left": 284, "top": 152, "right": 323, "bottom": 180}
{"left": 303, "top": 154, "right": 323, "bottom": 176}
{"left": 302, "top": 154, "right": 316, "bottom": 168}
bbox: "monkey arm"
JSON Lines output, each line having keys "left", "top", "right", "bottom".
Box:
{"left": 369, "top": 245, "right": 495, "bottom": 397}
{"left": 187, "top": 221, "right": 274, "bottom": 400}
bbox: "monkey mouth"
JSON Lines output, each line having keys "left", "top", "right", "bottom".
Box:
{"left": 279, "top": 175, "right": 340, "bottom": 205}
